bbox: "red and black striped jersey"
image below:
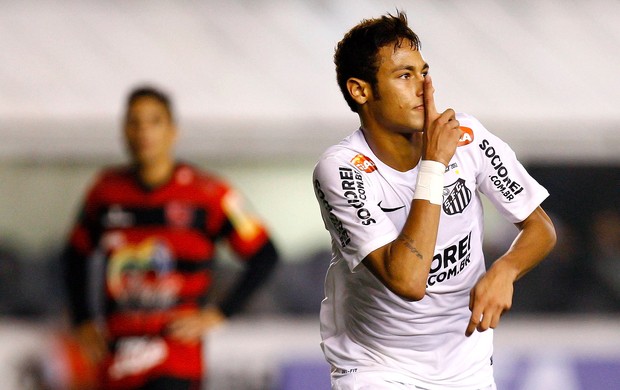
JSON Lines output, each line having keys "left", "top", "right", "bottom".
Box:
{"left": 65, "top": 163, "right": 272, "bottom": 337}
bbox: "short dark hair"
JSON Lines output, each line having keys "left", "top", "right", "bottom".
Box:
{"left": 334, "top": 10, "right": 421, "bottom": 112}
{"left": 126, "top": 85, "right": 175, "bottom": 122}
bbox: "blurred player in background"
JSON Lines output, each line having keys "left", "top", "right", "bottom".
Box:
{"left": 60, "top": 85, "right": 279, "bottom": 389}
{"left": 312, "top": 11, "right": 556, "bottom": 389}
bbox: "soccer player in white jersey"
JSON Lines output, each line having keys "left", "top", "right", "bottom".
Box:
{"left": 312, "top": 11, "right": 557, "bottom": 390}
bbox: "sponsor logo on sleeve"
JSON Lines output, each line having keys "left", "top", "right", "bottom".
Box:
{"left": 338, "top": 167, "right": 376, "bottom": 225}
{"left": 442, "top": 179, "right": 472, "bottom": 215}
{"left": 479, "top": 139, "right": 524, "bottom": 201}
{"left": 427, "top": 232, "right": 472, "bottom": 287}
{"left": 458, "top": 126, "right": 474, "bottom": 147}
{"left": 350, "top": 154, "right": 376, "bottom": 173}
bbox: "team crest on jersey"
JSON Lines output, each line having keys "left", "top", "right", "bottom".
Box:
{"left": 442, "top": 178, "right": 472, "bottom": 215}
{"left": 165, "top": 202, "right": 194, "bottom": 228}
{"left": 458, "top": 126, "right": 474, "bottom": 147}
{"left": 350, "top": 154, "right": 376, "bottom": 173}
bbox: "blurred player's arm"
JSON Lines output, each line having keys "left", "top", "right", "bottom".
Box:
{"left": 217, "top": 239, "right": 279, "bottom": 317}
{"left": 61, "top": 204, "right": 109, "bottom": 363}
{"left": 62, "top": 247, "right": 108, "bottom": 363}
{"left": 62, "top": 244, "right": 91, "bottom": 327}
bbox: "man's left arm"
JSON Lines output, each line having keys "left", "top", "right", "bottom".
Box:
{"left": 466, "top": 206, "right": 556, "bottom": 336}
{"left": 217, "top": 239, "right": 279, "bottom": 317}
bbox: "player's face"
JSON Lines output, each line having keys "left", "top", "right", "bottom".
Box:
{"left": 366, "top": 41, "right": 429, "bottom": 133}
{"left": 124, "top": 97, "right": 177, "bottom": 167}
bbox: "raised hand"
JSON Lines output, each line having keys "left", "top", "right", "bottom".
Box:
{"left": 422, "top": 75, "right": 462, "bottom": 166}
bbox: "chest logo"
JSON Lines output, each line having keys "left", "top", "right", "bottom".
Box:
{"left": 378, "top": 201, "right": 405, "bottom": 213}
{"left": 443, "top": 178, "right": 472, "bottom": 215}
{"left": 165, "top": 202, "right": 195, "bottom": 228}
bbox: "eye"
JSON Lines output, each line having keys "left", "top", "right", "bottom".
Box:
{"left": 421, "top": 71, "right": 429, "bottom": 78}
{"left": 399, "top": 72, "right": 411, "bottom": 79}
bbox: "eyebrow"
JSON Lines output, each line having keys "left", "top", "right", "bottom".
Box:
{"left": 392, "top": 63, "right": 430, "bottom": 73}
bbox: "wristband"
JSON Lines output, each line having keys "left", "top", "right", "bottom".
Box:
{"left": 413, "top": 160, "right": 446, "bottom": 205}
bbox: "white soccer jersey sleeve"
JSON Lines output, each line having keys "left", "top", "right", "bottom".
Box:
{"left": 313, "top": 151, "right": 400, "bottom": 271}
{"left": 462, "top": 114, "right": 549, "bottom": 223}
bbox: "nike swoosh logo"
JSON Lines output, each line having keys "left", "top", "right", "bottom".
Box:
{"left": 378, "top": 201, "right": 405, "bottom": 212}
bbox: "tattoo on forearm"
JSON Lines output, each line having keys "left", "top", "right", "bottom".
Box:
{"left": 398, "top": 234, "right": 423, "bottom": 260}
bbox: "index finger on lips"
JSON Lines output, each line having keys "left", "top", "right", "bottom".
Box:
{"left": 423, "top": 75, "right": 438, "bottom": 121}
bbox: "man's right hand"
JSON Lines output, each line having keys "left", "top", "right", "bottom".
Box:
{"left": 166, "top": 306, "right": 226, "bottom": 345}
{"left": 422, "top": 75, "right": 462, "bottom": 166}
{"left": 75, "top": 321, "right": 108, "bottom": 364}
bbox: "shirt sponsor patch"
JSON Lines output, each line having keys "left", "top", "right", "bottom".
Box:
{"left": 350, "top": 154, "right": 376, "bottom": 173}
{"left": 458, "top": 126, "right": 474, "bottom": 147}
{"left": 109, "top": 337, "right": 168, "bottom": 380}
{"left": 106, "top": 238, "right": 181, "bottom": 309}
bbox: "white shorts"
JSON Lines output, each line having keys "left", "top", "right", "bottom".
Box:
{"left": 331, "top": 370, "right": 496, "bottom": 390}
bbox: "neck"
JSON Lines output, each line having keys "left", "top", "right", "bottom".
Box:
{"left": 136, "top": 158, "right": 175, "bottom": 188}
{"left": 361, "top": 128, "right": 423, "bottom": 172}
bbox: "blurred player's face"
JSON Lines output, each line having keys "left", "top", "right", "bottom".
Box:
{"left": 365, "top": 41, "right": 428, "bottom": 133}
{"left": 124, "top": 97, "right": 177, "bottom": 167}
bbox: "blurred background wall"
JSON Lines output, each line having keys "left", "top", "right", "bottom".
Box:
{"left": 1, "top": 1, "right": 619, "bottom": 389}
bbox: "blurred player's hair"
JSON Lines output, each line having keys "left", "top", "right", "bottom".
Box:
{"left": 334, "top": 10, "right": 421, "bottom": 113}
{"left": 126, "top": 85, "right": 175, "bottom": 122}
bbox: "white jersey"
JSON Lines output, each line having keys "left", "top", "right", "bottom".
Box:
{"left": 312, "top": 113, "right": 549, "bottom": 389}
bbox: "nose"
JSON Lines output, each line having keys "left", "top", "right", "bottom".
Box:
{"left": 415, "top": 77, "right": 424, "bottom": 96}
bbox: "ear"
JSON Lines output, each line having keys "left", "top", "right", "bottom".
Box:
{"left": 347, "top": 77, "right": 371, "bottom": 106}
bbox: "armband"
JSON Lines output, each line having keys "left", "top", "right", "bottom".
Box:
{"left": 413, "top": 160, "right": 445, "bottom": 205}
